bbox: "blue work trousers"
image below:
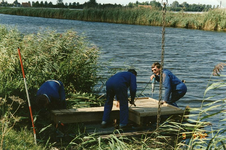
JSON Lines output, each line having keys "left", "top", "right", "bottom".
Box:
{"left": 102, "top": 83, "right": 128, "bottom": 125}
{"left": 168, "top": 91, "right": 186, "bottom": 107}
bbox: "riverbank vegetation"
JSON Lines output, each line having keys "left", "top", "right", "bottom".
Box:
{"left": 0, "top": 24, "right": 102, "bottom": 149}
{"left": 0, "top": 24, "right": 226, "bottom": 149}
{"left": 1, "top": 0, "right": 216, "bottom": 11}
{"left": 0, "top": 7, "right": 225, "bottom": 32}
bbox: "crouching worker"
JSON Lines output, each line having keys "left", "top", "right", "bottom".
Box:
{"left": 101, "top": 69, "right": 137, "bottom": 129}
{"left": 150, "top": 62, "right": 187, "bottom": 107}
{"left": 33, "top": 80, "right": 66, "bottom": 114}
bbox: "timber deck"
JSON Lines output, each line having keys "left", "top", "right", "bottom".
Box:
{"left": 51, "top": 97, "right": 185, "bottom": 126}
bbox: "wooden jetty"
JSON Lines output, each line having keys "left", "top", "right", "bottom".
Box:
{"left": 51, "top": 97, "right": 185, "bottom": 126}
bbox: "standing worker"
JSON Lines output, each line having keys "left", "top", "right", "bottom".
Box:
{"left": 34, "top": 80, "right": 66, "bottom": 111}
{"left": 150, "top": 62, "right": 187, "bottom": 107}
{"left": 101, "top": 69, "right": 137, "bottom": 129}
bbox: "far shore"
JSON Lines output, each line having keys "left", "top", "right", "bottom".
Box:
{"left": 0, "top": 7, "right": 225, "bottom": 32}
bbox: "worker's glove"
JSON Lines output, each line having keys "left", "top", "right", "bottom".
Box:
{"left": 130, "top": 100, "right": 136, "bottom": 107}
{"left": 160, "top": 101, "right": 166, "bottom": 105}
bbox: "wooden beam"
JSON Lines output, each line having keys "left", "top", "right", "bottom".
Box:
{"left": 51, "top": 103, "right": 120, "bottom": 124}
{"left": 51, "top": 97, "right": 185, "bottom": 125}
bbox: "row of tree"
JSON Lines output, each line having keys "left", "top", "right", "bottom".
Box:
{"left": 127, "top": 1, "right": 217, "bottom": 11}
{"left": 31, "top": 0, "right": 122, "bottom": 8}
{"left": 169, "top": 1, "right": 215, "bottom": 11}
{"left": 1, "top": 0, "right": 219, "bottom": 11}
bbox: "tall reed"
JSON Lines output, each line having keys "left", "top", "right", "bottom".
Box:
{"left": 0, "top": 24, "right": 101, "bottom": 148}
{"left": 0, "top": 7, "right": 225, "bottom": 31}
{"left": 0, "top": 25, "right": 100, "bottom": 99}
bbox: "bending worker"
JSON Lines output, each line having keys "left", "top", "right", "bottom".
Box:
{"left": 101, "top": 69, "right": 137, "bottom": 129}
{"left": 150, "top": 62, "right": 187, "bottom": 107}
{"left": 34, "top": 80, "right": 66, "bottom": 111}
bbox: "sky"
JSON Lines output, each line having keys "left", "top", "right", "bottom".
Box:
{"left": 5, "top": 0, "right": 222, "bottom": 7}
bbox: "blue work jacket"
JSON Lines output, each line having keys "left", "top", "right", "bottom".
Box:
{"left": 155, "top": 69, "right": 187, "bottom": 102}
{"left": 107, "top": 72, "right": 137, "bottom": 101}
{"left": 36, "top": 80, "right": 65, "bottom": 103}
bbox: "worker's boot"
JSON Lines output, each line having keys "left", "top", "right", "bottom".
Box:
{"left": 101, "top": 121, "right": 108, "bottom": 128}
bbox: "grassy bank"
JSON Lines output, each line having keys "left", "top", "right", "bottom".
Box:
{"left": 0, "top": 7, "right": 226, "bottom": 31}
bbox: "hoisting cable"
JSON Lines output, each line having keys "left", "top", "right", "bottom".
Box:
{"left": 156, "top": 1, "right": 167, "bottom": 129}
{"left": 137, "top": 80, "right": 151, "bottom": 97}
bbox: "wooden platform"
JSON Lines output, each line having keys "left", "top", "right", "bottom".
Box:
{"left": 51, "top": 97, "right": 184, "bottom": 125}
{"left": 129, "top": 97, "right": 184, "bottom": 125}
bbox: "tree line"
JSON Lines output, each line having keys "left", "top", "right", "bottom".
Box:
{"left": 1, "top": 0, "right": 219, "bottom": 11}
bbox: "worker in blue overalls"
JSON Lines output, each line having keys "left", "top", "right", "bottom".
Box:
{"left": 101, "top": 69, "right": 137, "bottom": 129}
{"left": 34, "top": 80, "right": 66, "bottom": 111}
{"left": 150, "top": 62, "right": 187, "bottom": 107}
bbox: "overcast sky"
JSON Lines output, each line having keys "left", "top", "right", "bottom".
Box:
{"left": 6, "top": 0, "right": 221, "bottom": 6}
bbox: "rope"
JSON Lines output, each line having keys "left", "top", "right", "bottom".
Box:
{"left": 156, "top": 1, "right": 166, "bottom": 129}
{"left": 137, "top": 80, "right": 151, "bottom": 97}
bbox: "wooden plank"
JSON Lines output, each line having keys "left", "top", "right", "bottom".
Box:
{"left": 51, "top": 102, "right": 120, "bottom": 124}
{"left": 128, "top": 97, "right": 184, "bottom": 125}
{"left": 51, "top": 97, "right": 184, "bottom": 125}
{"left": 51, "top": 110, "right": 120, "bottom": 124}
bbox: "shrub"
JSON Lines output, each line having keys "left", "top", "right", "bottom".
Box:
{"left": 0, "top": 25, "right": 100, "bottom": 99}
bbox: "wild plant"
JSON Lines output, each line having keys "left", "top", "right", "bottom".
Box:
{"left": 170, "top": 62, "right": 226, "bottom": 149}
{"left": 203, "top": 9, "right": 226, "bottom": 31}
{"left": 0, "top": 96, "right": 44, "bottom": 149}
{"left": 0, "top": 24, "right": 102, "bottom": 148}
{"left": 0, "top": 25, "right": 100, "bottom": 99}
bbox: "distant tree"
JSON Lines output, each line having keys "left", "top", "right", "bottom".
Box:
{"left": 57, "top": 0, "right": 63, "bottom": 4}
{"left": 32, "top": 1, "right": 40, "bottom": 7}
{"left": 84, "top": 0, "right": 98, "bottom": 8}
{"left": 127, "top": 2, "right": 133, "bottom": 8}
{"left": 89, "top": 0, "right": 96, "bottom": 4}
{"left": 13, "top": 0, "right": 20, "bottom": 6}
{"left": 40, "top": 1, "right": 44, "bottom": 7}
{"left": 168, "top": 0, "right": 213, "bottom": 11}
{"left": 181, "top": 2, "right": 189, "bottom": 8}
{"left": 149, "top": 0, "right": 161, "bottom": 8}
{"left": 48, "top": 1, "right": 53, "bottom": 7}
{"left": 142, "top": 1, "right": 149, "bottom": 5}
{"left": 44, "top": 1, "right": 48, "bottom": 6}
{"left": 72, "top": 2, "right": 76, "bottom": 6}
{"left": 206, "top": 5, "right": 212, "bottom": 10}
{"left": 171, "top": 1, "right": 179, "bottom": 8}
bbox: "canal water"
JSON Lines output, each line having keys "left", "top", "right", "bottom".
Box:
{"left": 1, "top": 14, "right": 226, "bottom": 133}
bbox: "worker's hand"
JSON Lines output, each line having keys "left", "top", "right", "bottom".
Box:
{"left": 116, "top": 101, "right": 120, "bottom": 108}
{"left": 150, "top": 74, "right": 155, "bottom": 81}
{"left": 160, "top": 101, "right": 166, "bottom": 105}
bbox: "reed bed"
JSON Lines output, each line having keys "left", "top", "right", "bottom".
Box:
{"left": 0, "top": 24, "right": 101, "bottom": 149}
{"left": 0, "top": 25, "right": 100, "bottom": 98}
{"left": 0, "top": 7, "right": 226, "bottom": 31}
